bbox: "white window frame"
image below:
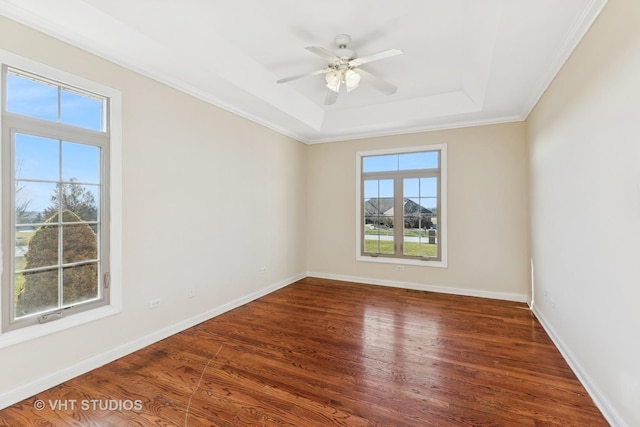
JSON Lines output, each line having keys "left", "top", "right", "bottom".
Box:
{"left": 0, "top": 50, "right": 122, "bottom": 348}
{"left": 356, "top": 144, "right": 447, "bottom": 268}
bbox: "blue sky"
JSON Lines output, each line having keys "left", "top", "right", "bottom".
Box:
{"left": 362, "top": 151, "right": 438, "bottom": 173}
{"left": 8, "top": 72, "right": 103, "bottom": 216}
{"left": 363, "top": 152, "right": 439, "bottom": 210}
{"left": 7, "top": 72, "right": 103, "bottom": 131}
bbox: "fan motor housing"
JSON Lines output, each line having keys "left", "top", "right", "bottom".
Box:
{"left": 334, "top": 34, "right": 356, "bottom": 60}
{"left": 334, "top": 48, "right": 357, "bottom": 60}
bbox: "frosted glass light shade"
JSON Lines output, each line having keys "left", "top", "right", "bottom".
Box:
{"left": 345, "top": 69, "right": 361, "bottom": 92}
{"left": 325, "top": 70, "right": 341, "bottom": 92}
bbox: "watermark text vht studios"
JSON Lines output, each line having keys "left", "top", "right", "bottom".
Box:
{"left": 34, "top": 399, "right": 143, "bottom": 411}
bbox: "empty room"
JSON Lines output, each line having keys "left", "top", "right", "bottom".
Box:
{"left": 0, "top": 0, "right": 638, "bottom": 426}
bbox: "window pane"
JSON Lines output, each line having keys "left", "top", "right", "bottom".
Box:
{"left": 364, "top": 178, "right": 394, "bottom": 255}
{"left": 399, "top": 151, "right": 439, "bottom": 170}
{"left": 22, "top": 225, "right": 59, "bottom": 269}
{"left": 15, "top": 134, "right": 59, "bottom": 181}
{"left": 63, "top": 264, "right": 98, "bottom": 305}
{"left": 363, "top": 154, "right": 398, "bottom": 172}
{"left": 61, "top": 89, "right": 103, "bottom": 131}
{"left": 7, "top": 73, "right": 58, "bottom": 121}
{"left": 364, "top": 180, "right": 393, "bottom": 212}
{"left": 15, "top": 269, "right": 59, "bottom": 318}
{"left": 403, "top": 230, "right": 438, "bottom": 257}
{"left": 16, "top": 181, "right": 58, "bottom": 224}
{"left": 379, "top": 179, "right": 393, "bottom": 198}
{"left": 404, "top": 178, "right": 419, "bottom": 198}
{"left": 364, "top": 176, "right": 386, "bottom": 238}
{"left": 364, "top": 180, "right": 379, "bottom": 199}
{"left": 420, "top": 177, "right": 438, "bottom": 197}
{"left": 421, "top": 197, "right": 438, "bottom": 211}
{"left": 62, "top": 142, "right": 100, "bottom": 183}
{"left": 14, "top": 228, "right": 29, "bottom": 305}
{"left": 63, "top": 224, "right": 98, "bottom": 264}
{"left": 15, "top": 226, "right": 33, "bottom": 261}
{"left": 403, "top": 177, "right": 438, "bottom": 258}
{"left": 364, "top": 216, "right": 394, "bottom": 255}
{"left": 60, "top": 183, "right": 99, "bottom": 222}
{"left": 403, "top": 216, "right": 438, "bottom": 258}
{"left": 404, "top": 197, "right": 426, "bottom": 218}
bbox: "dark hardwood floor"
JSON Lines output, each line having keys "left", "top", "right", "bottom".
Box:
{"left": 0, "top": 277, "right": 608, "bottom": 426}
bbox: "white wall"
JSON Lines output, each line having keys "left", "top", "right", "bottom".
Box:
{"left": 0, "top": 16, "right": 307, "bottom": 404}
{"left": 527, "top": 0, "right": 640, "bottom": 425}
{"left": 306, "top": 123, "right": 530, "bottom": 301}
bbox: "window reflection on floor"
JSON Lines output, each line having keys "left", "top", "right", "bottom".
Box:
{"left": 360, "top": 301, "right": 443, "bottom": 400}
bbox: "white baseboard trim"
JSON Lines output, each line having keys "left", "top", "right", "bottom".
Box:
{"left": 0, "top": 272, "right": 306, "bottom": 410}
{"left": 306, "top": 271, "right": 529, "bottom": 303}
{"left": 531, "top": 304, "right": 625, "bottom": 427}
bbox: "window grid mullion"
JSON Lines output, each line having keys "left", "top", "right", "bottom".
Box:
{"left": 57, "top": 138, "right": 64, "bottom": 308}
{"left": 375, "top": 180, "right": 381, "bottom": 254}
{"left": 2, "top": 112, "right": 110, "bottom": 147}
{"left": 57, "top": 85, "right": 61, "bottom": 123}
{"left": 394, "top": 178, "right": 403, "bottom": 255}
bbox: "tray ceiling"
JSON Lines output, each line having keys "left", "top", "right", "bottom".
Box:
{"left": 0, "top": 0, "right": 607, "bottom": 143}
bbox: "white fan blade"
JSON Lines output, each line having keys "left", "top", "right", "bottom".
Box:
{"left": 305, "top": 46, "right": 340, "bottom": 62}
{"left": 277, "top": 68, "right": 331, "bottom": 84}
{"left": 349, "top": 49, "right": 403, "bottom": 67}
{"left": 357, "top": 68, "right": 398, "bottom": 95}
{"left": 325, "top": 89, "right": 338, "bottom": 105}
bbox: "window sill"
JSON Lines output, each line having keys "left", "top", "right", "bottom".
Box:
{"left": 356, "top": 254, "right": 447, "bottom": 268}
{"left": 0, "top": 304, "right": 121, "bottom": 349}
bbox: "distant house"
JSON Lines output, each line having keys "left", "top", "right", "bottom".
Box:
{"left": 364, "top": 197, "right": 434, "bottom": 228}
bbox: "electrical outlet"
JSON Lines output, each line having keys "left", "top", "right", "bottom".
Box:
{"left": 149, "top": 298, "right": 161, "bottom": 309}
{"left": 188, "top": 287, "right": 196, "bottom": 298}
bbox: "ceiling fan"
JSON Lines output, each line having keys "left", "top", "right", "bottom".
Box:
{"left": 276, "top": 34, "right": 403, "bottom": 105}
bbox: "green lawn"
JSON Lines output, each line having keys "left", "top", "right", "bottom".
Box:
{"left": 365, "top": 228, "right": 436, "bottom": 237}
{"left": 16, "top": 230, "right": 35, "bottom": 246}
{"left": 14, "top": 230, "right": 34, "bottom": 302}
{"left": 15, "top": 256, "right": 25, "bottom": 303}
{"left": 364, "top": 228, "right": 394, "bottom": 236}
{"left": 364, "top": 240, "right": 437, "bottom": 257}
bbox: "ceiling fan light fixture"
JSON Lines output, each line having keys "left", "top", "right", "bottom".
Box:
{"left": 325, "top": 70, "right": 341, "bottom": 93}
{"left": 278, "top": 34, "right": 402, "bottom": 102}
{"left": 345, "top": 69, "right": 361, "bottom": 92}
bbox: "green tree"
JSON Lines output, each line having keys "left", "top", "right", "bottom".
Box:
{"left": 15, "top": 210, "right": 98, "bottom": 317}
{"left": 42, "top": 178, "right": 97, "bottom": 221}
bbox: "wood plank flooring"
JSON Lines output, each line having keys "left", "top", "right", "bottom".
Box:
{"left": 0, "top": 277, "right": 608, "bottom": 426}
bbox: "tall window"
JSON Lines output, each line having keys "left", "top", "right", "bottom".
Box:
{"left": 2, "top": 64, "right": 112, "bottom": 333}
{"left": 356, "top": 145, "right": 447, "bottom": 267}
